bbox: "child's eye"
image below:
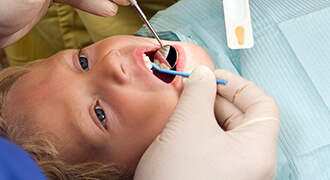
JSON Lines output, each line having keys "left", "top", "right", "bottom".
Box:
{"left": 94, "top": 105, "right": 106, "bottom": 128}
{"left": 79, "top": 55, "right": 89, "bottom": 71}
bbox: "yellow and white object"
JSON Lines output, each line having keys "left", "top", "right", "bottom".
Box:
{"left": 223, "top": 0, "right": 254, "bottom": 49}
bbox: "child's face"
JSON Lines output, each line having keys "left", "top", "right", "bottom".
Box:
{"left": 5, "top": 35, "right": 214, "bottom": 168}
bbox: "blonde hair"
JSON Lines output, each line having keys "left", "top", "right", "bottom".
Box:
{"left": 0, "top": 62, "right": 134, "bottom": 180}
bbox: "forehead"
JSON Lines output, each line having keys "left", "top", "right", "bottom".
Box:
{"left": 7, "top": 59, "right": 62, "bottom": 105}
{"left": 3, "top": 56, "right": 92, "bottom": 155}
{"left": 3, "top": 52, "right": 80, "bottom": 129}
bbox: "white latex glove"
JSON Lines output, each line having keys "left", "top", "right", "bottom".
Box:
{"left": 0, "top": 0, "right": 129, "bottom": 48}
{"left": 134, "top": 66, "right": 280, "bottom": 180}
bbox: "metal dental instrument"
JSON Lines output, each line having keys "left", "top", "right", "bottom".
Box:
{"left": 128, "top": 0, "right": 178, "bottom": 69}
{"left": 151, "top": 63, "right": 228, "bottom": 85}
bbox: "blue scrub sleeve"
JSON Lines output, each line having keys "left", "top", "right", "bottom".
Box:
{"left": 0, "top": 136, "right": 46, "bottom": 180}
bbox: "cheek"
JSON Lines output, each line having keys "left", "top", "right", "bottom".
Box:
{"left": 116, "top": 91, "right": 178, "bottom": 133}
{"left": 184, "top": 45, "right": 214, "bottom": 72}
{"left": 104, "top": 86, "right": 179, "bottom": 166}
{"left": 122, "top": 100, "right": 174, "bottom": 129}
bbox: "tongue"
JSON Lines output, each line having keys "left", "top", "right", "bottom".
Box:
{"left": 153, "top": 70, "right": 175, "bottom": 83}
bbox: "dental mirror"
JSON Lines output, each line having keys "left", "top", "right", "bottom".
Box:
{"left": 129, "top": 0, "right": 178, "bottom": 69}
{"left": 154, "top": 45, "right": 178, "bottom": 70}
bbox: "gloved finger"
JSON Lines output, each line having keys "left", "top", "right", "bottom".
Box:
{"left": 214, "top": 70, "right": 280, "bottom": 165}
{"left": 214, "top": 94, "right": 243, "bottom": 130}
{"left": 112, "top": 0, "right": 130, "bottom": 6}
{"left": 159, "top": 66, "right": 218, "bottom": 143}
{"left": 215, "top": 70, "right": 279, "bottom": 118}
{"left": 173, "top": 66, "right": 216, "bottom": 124}
{"left": 215, "top": 70, "right": 279, "bottom": 130}
{"left": 54, "top": 0, "right": 120, "bottom": 17}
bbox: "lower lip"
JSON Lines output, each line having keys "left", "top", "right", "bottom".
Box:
{"left": 168, "top": 45, "right": 186, "bottom": 85}
{"left": 171, "top": 45, "right": 185, "bottom": 72}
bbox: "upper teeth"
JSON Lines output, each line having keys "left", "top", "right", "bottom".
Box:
{"left": 143, "top": 53, "right": 170, "bottom": 72}
{"left": 143, "top": 54, "right": 152, "bottom": 72}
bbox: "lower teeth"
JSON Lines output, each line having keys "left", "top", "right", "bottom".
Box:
{"left": 154, "top": 59, "right": 170, "bottom": 70}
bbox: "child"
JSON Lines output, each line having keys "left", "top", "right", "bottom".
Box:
{"left": 0, "top": 35, "right": 215, "bottom": 179}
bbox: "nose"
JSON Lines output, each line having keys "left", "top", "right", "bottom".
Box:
{"left": 90, "top": 49, "right": 130, "bottom": 84}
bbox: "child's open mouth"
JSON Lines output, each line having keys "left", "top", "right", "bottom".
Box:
{"left": 143, "top": 51, "right": 175, "bottom": 83}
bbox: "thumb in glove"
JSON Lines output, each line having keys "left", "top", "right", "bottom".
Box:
{"left": 54, "top": 0, "right": 129, "bottom": 17}
{"left": 134, "top": 66, "right": 219, "bottom": 180}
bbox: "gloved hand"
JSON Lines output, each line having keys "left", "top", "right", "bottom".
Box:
{"left": 134, "top": 66, "right": 280, "bottom": 180}
{"left": 0, "top": 0, "right": 129, "bottom": 48}
{"left": 54, "top": 0, "right": 130, "bottom": 16}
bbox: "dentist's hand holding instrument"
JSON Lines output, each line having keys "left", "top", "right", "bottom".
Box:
{"left": 0, "top": 0, "right": 130, "bottom": 48}
{"left": 135, "top": 66, "right": 280, "bottom": 180}
{"left": 128, "top": 0, "right": 179, "bottom": 69}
